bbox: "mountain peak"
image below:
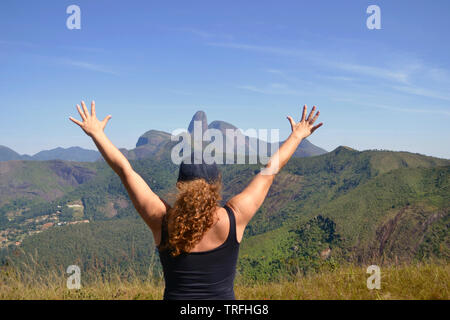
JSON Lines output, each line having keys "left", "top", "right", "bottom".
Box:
{"left": 0, "top": 145, "right": 22, "bottom": 161}
{"left": 208, "top": 120, "right": 237, "bottom": 132}
{"left": 332, "top": 145, "right": 358, "bottom": 154}
{"left": 136, "top": 130, "right": 171, "bottom": 147}
{"left": 32, "top": 146, "right": 100, "bottom": 162}
{"left": 188, "top": 110, "right": 208, "bottom": 134}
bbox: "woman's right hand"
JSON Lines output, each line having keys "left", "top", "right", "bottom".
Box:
{"left": 287, "top": 104, "right": 323, "bottom": 139}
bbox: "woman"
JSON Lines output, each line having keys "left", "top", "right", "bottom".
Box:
{"left": 69, "top": 101, "right": 323, "bottom": 299}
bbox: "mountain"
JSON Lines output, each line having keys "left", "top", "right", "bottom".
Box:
{"left": 123, "top": 130, "right": 172, "bottom": 160}
{"left": 1, "top": 146, "right": 448, "bottom": 281}
{"left": 188, "top": 110, "right": 208, "bottom": 134}
{"left": 0, "top": 160, "right": 99, "bottom": 206}
{"left": 32, "top": 147, "right": 101, "bottom": 162}
{"left": 207, "top": 116, "right": 327, "bottom": 158}
{"left": 291, "top": 139, "right": 328, "bottom": 157}
{"left": 1, "top": 111, "right": 327, "bottom": 164}
{"left": 0, "top": 145, "right": 100, "bottom": 162}
{"left": 117, "top": 110, "right": 327, "bottom": 160}
{"left": 0, "top": 145, "right": 25, "bottom": 161}
{"left": 208, "top": 120, "right": 238, "bottom": 132}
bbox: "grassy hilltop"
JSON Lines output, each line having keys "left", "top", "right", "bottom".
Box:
{"left": 0, "top": 262, "right": 448, "bottom": 300}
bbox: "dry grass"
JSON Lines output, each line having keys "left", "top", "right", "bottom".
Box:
{"left": 236, "top": 262, "right": 449, "bottom": 300}
{"left": 0, "top": 262, "right": 448, "bottom": 300}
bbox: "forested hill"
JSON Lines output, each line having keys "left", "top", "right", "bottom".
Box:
{"left": 0, "top": 147, "right": 448, "bottom": 280}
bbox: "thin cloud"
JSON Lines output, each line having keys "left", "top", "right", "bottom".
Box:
{"left": 209, "top": 42, "right": 410, "bottom": 83}
{"left": 237, "top": 83, "right": 302, "bottom": 96}
{"left": 237, "top": 85, "right": 271, "bottom": 94}
{"left": 173, "top": 28, "right": 234, "bottom": 41}
{"left": 210, "top": 41, "right": 450, "bottom": 103}
{"left": 329, "top": 62, "right": 409, "bottom": 83}
{"left": 181, "top": 27, "right": 214, "bottom": 38}
{"left": 208, "top": 42, "right": 305, "bottom": 56}
{"left": 0, "top": 40, "right": 36, "bottom": 48}
{"left": 169, "top": 90, "right": 195, "bottom": 96}
{"left": 392, "top": 85, "right": 450, "bottom": 102}
{"left": 59, "top": 58, "right": 118, "bottom": 75}
{"left": 368, "top": 103, "right": 450, "bottom": 117}
{"left": 60, "top": 45, "right": 106, "bottom": 53}
{"left": 266, "top": 69, "right": 283, "bottom": 74}
{"left": 317, "top": 75, "right": 356, "bottom": 82}
{"left": 264, "top": 69, "right": 315, "bottom": 87}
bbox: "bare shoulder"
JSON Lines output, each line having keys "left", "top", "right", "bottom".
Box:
{"left": 214, "top": 207, "right": 230, "bottom": 232}
{"left": 225, "top": 201, "right": 245, "bottom": 227}
{"left": 206, "top": 206, "right": 233, "bottom": 241}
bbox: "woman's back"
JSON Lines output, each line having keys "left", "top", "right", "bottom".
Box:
{"left": 157, "top": 205, "right": 240, "bottom": 300}
{"left": 188, "top": 206, "right": 235, "bottom": 252}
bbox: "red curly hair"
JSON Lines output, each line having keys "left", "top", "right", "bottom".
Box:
{"left": 163, "top": 177, "right": 222, "bottom": 257}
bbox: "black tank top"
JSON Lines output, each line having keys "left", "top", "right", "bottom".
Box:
{"left": 157, "top": 205, "right": 240, "bottom": 300}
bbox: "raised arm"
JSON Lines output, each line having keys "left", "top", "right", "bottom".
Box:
{"left": 69, "top": 101, "right": 167, "bottom": 235}
{"left": 227, "top": 105, "right": 323, "bottom": 238}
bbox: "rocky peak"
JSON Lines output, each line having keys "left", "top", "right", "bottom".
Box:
{"left": 188, "top": 110, "right": 208, "bottom": 135}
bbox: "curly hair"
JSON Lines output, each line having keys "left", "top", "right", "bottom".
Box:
{"left": 163, "top": 177, "right": 222, "bottom": 257}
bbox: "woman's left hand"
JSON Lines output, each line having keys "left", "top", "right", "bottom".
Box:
{"left": 69, "top": 100, "right": 112, "bottom": 137}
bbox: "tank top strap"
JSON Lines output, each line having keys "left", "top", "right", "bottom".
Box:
{"left": 223, "top": 205, "right": 239, "bottom": 246}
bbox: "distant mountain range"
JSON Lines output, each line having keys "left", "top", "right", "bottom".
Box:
{"left": 118, "top": 110, "right": 328, "bottom": 161}
{"left": 1, "top": 111, "right": 327, "bottom": 162}
{"left": 0, "top": 146, "right": 102, "bottom": 162}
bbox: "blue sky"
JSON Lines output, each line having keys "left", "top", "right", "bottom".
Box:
{"left": 1, "top": 0, "right": 449, "bottom": 158}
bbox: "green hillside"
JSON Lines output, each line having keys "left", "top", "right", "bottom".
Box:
{"left": 1, "top": 147, "right": 448, "bottom": 282}
{"left": 236, "top": 146, "right": 449, "bottom": 238}
{"left": 2, "top": 218, "right": 161, "bottom": 281}
{"left": 238, "top": 165, "right": 449, "bottom": 280}
{"left": 0, "top": 160, "right": 99, "bottom": 207}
